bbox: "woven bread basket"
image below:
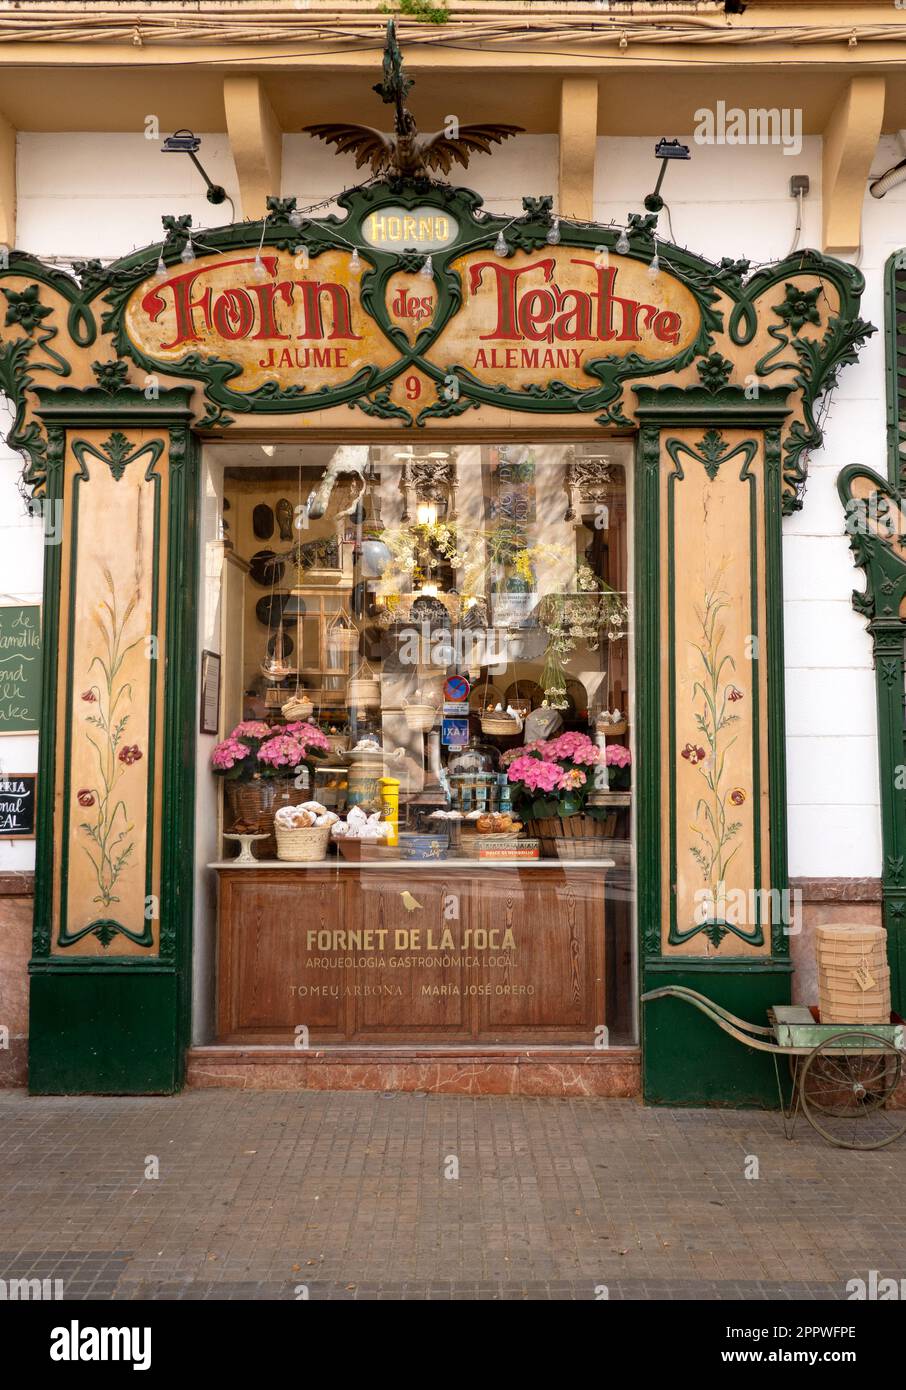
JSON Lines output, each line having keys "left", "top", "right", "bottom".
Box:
{"left": 348, "top": 677, "right": 381, "bottom": 708}
{"left": 275, "top": 823, "right": 331, "bottom": 862}
{"left": 330, "top": 628, "right": 361, "bottom": 653}
{"left": 281, "top": 693, "right": 314, "bottom": 720}
{"left": 480, "top": 712, "right": 523, "bottom": 737}
{"left": 404, "top": 699, "right": 438, "bottom": 732}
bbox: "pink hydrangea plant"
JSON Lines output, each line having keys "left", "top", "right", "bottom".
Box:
{"left": 210, "top": 737, "right": 252, "bottom": 773}
{"left": 281, "top": 721, "right": 331, "bottom": 755}
{"left": 505, "top": 730, "right": 631, "bottom": 817}
{"left": 230, "top": 720, "right": 273, "bottom": 739}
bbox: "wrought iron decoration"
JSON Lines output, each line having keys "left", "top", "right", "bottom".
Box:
{"left": 304, "top": 20, "right": 523, "bottom": 180}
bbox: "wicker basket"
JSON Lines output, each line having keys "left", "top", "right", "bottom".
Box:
{"left": 275, "top": 823, "right": 332, "bottom": 862}
{"left": 225, "top": 776, "right": 310, "bottom": 857}
{"left": 404, "top": 699, "right": 438, "bottom": 732}
{"left": 348, "top": 677, "right": 381, "bottom": 708}
{"left": 282, "top": 693, "right": 314, "bottom": 720}
{"left": 328, "top": 621, "right": 361, "bottom": 654}
{"left": 225, "top": 777, "right": 275, "bottom": 834}
{"left": 480, "top": 712, "right": 523, "bottom": 737}
{"left": 526, "top": 814, "right": 615, "bottom": 858}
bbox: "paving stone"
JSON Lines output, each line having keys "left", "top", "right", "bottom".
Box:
{"left": 0, "top": 1091, "right": 904, "bottom": 1300}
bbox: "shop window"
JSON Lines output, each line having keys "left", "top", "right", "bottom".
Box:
{"left": 200, "top": 442, "right": 636, "bottom": 1047}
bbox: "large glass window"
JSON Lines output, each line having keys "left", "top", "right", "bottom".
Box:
{"left": 199, "top": 441, "right": 636, "bottom": 1047}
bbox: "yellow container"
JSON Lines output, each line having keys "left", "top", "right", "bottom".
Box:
{"left": 380, "top": 776, "right": 400, "bottom": 847}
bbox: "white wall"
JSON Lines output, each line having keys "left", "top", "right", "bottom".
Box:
{"left": 1, "top": 127, "right": 899, "bottom": 879}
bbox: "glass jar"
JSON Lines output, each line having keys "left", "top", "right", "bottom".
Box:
{"left": 447, "top": 738, "right": 500, "bottom": 814}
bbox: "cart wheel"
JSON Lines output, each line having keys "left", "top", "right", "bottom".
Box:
{"left": 799, "top": 1032, "right": 906, "bottom": 1149}
{"left": 792, "top": 1048, "right": 888, "bottom": 1118}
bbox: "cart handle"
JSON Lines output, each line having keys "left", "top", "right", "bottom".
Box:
{"left": 641, "top": 985, "right": 776, "bottom": 1041}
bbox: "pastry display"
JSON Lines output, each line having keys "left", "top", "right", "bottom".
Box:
{"left": 274, "top": 801, "right": 339, "bottom": 830}
{"left": 331, "top": 806, "right": 393, "bottom": 840}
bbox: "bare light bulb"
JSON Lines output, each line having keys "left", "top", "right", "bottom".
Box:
{"left": 546, "top": 218, "right": 561, "bottom": 246}
{"left": 350, "top": 247, "right": 361, "bottom": 273}
{"left": 419, "top": 254, "right": 433, "bottom": 278}
{"left": 616, "top": 228, "right": 630, "bottom": 255}
{"left": 494, "top": 231, "right": 509, "bottom": 257}
{"left": 155, "top": 254, "right": 167, "bottom": 279}
{"left": 179, "top": 237, "right": 195, "bottom": 264}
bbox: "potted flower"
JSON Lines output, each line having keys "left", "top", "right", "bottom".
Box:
{"left": 502, "top": 731, "right": 630, "bottom": 856}
{"left": 259, "top": 721, "right": 331, "bottom": 827}
{"left": 211, "top": 720, "right": 329, "bottom": 838}
{"left": 604, "top": 742, "right": 632, "bottom": 790}
{"left": 211, "top": 720, "right": 278, "bottom": 837}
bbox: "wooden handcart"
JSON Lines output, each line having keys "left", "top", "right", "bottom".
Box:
{"left": 642, "top": 986, "right": 906, "bottom": 1150}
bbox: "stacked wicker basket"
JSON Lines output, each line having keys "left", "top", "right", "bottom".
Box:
{"left": 816, "top": 923, "right": 891, "bottom": 1025}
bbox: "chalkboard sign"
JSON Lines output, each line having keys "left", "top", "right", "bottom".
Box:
{"left": 0, "top": 605, "right": 42, "bottom": 734}
{"left": 0, "top": 773, "right": 36, "bottom": 839}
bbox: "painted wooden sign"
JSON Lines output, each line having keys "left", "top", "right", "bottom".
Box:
{"left": 124, "top": 249, "right": 399, "bottom": 394}
{"left": 122, "top": 240, "right": 700, "bottom": 403}
{"left": 432, "top": 247, "right": 700, "bottom": 389}
{"left": 0, "top": 604, "right": 42, "bottom": 734}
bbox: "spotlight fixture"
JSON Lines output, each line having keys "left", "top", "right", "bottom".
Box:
{"left": 161, "top": 129, "right": 227, "bottom": 205}
{"left": 644, "top": 138, "right": 691, "bottom": 214}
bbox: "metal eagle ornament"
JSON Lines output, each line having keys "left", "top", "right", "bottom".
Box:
{"left": 304, "top": 20, "right": 522, "bottom": 180}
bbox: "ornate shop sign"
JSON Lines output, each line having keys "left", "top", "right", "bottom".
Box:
{"left": 122, "top": 240, "right": 701, "bottom": 401}
{"left": 2, "top": 176, "right": 838, "bottom": 520}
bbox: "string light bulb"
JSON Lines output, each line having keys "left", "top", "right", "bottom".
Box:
{"left": 349, "top": 246, "right": 361, "bottom": 273}
{"left": 647, "top": 247, "right": 660, "bottom": 280}
{"left": 288, "top": 207, "right": 304, "bottom": 229}
{"left": 546, "top": 218, "right": 561, "bottom": 246}
{"left": 154, "top": 253, "right": 167, "bottom": 279}
{"left": 419, "top": 254, "right": 433, "bottom": 279}
{"left": 616, "top": 227, "right": 630, "bottom": 255}
{"left": 179, "top": 237, "right": 195, "bottom": 264}
{"left": 253, "top": 254, "right": 268, "bottom": 279}
{"left": 494, "top": 231, "right": 509, "bottom": 257}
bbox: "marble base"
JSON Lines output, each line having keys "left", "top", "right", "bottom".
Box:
{"left": 187, "top": 1046, "right": 641, "bottom": 1097}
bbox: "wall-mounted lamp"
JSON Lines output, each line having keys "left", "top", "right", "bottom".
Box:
{"left": 645, "top": 138, "right": 691, "bottom": 214}
{"left": 162, "top": 129, "right": 227, "bottom": 205}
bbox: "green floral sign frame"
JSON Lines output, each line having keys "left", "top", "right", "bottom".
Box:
{"left": 0, "top": 179, "right": 875, "bottom": 516}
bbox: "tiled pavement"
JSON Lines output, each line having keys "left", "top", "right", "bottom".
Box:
{"left": 0, "top": 1089, "right": 904, "bottom": 1300}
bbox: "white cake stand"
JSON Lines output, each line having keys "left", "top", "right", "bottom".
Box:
{"left": 223, "top": 832, "right": 269, "bottom": 864}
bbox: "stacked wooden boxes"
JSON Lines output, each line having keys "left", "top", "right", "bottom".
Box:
{"left": 816, "top": 923, "right": 890, "bottom": 1025}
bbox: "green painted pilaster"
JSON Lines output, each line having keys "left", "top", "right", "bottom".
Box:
{"left": 27, "top": 387, "right": 197, "bottom": 1095}
{"left": 635, "top": 389, "right": 793, "bottom": 1106}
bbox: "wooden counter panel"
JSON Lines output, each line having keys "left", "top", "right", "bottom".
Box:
{"left": 475, "top": 871, "right": 604, "bottom": 1041}
{"left": 355, "top": 873, "right": 472, "bottom": 1038}
{"left": 216, "top": 866, "right": 607, "bottom": 1045}
{"left": 218, "top": 874, "right": 351, "bottom": 1041}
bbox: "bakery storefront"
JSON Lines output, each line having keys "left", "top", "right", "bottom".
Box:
{"left": 1, "top": 167, "right": 873, "bottom": 1100}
